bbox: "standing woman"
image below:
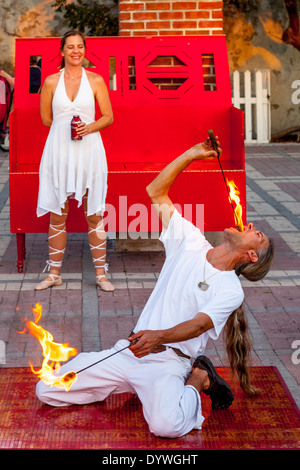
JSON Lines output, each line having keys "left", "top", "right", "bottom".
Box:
{"left": 35, "top": 30, "right": 115, "bottom": 292}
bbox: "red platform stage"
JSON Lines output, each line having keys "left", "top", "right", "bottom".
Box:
{"left": 9, "top": 36, "right": 245, "bottom": 272}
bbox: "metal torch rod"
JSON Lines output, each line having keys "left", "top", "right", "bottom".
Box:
{"left": 62, "top": 339, "right": 139, "bottom": 382}
{"left": 208, "top": 130, "right": 238, "bottom": 226}
{"left": 75, "top": 342, "right": 133, "bottom": 375}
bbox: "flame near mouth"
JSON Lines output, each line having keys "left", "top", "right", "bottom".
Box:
{"left": 226, "top": 178, "right": 245, "bottom": 232}
{"left": 19, "top": 303, "right": 78, "bottom": 391}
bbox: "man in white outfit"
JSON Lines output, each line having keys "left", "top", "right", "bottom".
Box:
{"left": 36, "top": 138, "right": 274, "bottom": 438}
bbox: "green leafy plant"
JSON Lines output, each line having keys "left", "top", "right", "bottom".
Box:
{"left": 52, "top": 0, "right": 119, "bottom": 36}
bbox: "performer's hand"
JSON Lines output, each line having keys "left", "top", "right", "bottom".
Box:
{"left": 128, "top": 330, "right": 161, "bottom": 358}
{"left": 190, "top": 137, "right": 222, "bottom": 161}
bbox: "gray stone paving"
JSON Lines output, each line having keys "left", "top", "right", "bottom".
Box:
{"left": 0, "top": 144, "right": 299, "bottom": 409}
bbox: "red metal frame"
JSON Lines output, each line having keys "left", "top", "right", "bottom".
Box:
{"left": 10, "top": 36, "right": 245, "bottom": 272}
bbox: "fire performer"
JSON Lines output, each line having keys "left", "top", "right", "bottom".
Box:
{"left": 35, "top": 30, "right": 115, "bottom": 292}
{"left": 36, "top": 138, "right": 274, "bottom": 438}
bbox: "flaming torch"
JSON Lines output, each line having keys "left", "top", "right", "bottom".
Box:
{"left": 208, "top": 129, "right": 245, "bottom": 232}
{"left": 19, "top": 303, "right": 78, "bottom": 391}
{"left": 226, "top": 178, "right": 244, "bottom": 232}
{"left": 20, "top": 303, "right": 136, "bottom": 391}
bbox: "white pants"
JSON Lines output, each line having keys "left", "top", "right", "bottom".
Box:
{"left": 36, "top": 339, "right": 205, "bottom": 438}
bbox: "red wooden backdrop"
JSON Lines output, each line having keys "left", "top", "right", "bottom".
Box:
{"left": 10, "top": 36, "right": 245, "bottom": 271}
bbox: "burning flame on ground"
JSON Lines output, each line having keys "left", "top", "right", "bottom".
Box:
{"left": 19, "top": 303, "right": 78, "bottom": 391}
{"left": 226, "top": 178, "right": 245, "bottom": 232}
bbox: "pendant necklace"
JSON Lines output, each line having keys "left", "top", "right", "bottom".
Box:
{"left": 198, "top": 257, "right": 220, "bottom": 291}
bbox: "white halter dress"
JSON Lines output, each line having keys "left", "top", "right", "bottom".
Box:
{"left": 37, "top": 68, "right": 108, "bottom": 217}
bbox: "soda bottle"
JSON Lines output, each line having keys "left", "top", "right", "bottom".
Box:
{"left": 71, "top": 115, "right": 82, "bottom": 141}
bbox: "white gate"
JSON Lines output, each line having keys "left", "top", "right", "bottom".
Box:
{"left": 232, "top": 70, "right": 271, "bottom": 144}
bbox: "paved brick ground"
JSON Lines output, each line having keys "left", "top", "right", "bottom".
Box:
{"left": 0, "top": 144, "right": 299, "bottom": 409}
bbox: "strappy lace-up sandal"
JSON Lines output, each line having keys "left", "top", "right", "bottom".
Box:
{"left": 35, "top": 221, "right": 66, "bottom": 291}
{"left": 88, "top": 224, "right": 116, "bottom": 292}
{"left": 35, "top": 273, "right": 62, "bottom": 290}
{"left": 96, "top": 273, "right": 115, "bottom": 292}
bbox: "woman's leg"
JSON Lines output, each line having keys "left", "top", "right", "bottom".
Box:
{"left": 83, "top": 193, "right": 115, "bottom": 292}
{"left": 35, "top": 204, "right": 69, "bottom": 290}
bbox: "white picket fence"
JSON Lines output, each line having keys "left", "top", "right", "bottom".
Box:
{"left": 231, "top": 70, "right": 271, "bottom": 144}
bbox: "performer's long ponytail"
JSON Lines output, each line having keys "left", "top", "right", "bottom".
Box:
{"left": 225, "top": 237, "right": 274, "bottom": 396}
{"left": 224, "top": 303, "right": 260, "bottom": 396}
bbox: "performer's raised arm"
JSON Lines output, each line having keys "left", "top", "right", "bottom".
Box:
{"left": 146, "top": 138, "right": 220, "bottom": 228}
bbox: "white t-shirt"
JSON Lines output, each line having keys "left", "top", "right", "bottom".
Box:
{"left": 134, "top": 209, "right": 244, "bottom": 358}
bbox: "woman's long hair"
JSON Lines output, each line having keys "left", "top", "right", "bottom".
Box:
{"left": 60, "top": 30, "right": 86, "bottom": 69}
{"left": 224, "top": 238, "right": 275, "bottom": 396}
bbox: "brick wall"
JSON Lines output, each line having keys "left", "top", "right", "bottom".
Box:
{"left": 119, "top": 1, "right": 224, "bottom": 36}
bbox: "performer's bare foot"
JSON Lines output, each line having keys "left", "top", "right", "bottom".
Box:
{"left": 186, "top": 367, "right": 210, "bottom": 393}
